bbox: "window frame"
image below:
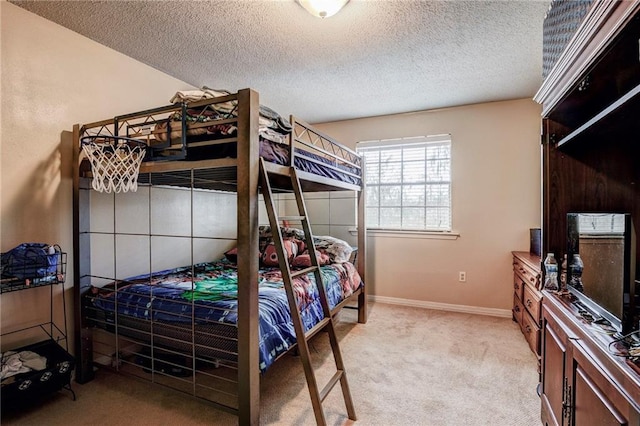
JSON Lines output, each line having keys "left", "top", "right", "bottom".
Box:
{"left": 357, "top": 134, "right": 452, "bottom": 233}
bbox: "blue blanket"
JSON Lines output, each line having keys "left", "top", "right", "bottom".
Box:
{"left": 92, "top": 260, "right": 361, "bottom": 371}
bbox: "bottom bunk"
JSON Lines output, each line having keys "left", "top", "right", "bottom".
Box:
{"left": 81, "top": 250, "right": 363, "bottom": 410}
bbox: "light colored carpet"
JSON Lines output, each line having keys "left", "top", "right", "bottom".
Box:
{"left": 1, "top": 303, "right": 541, "bottom": 425}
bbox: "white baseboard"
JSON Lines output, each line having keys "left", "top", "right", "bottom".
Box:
{"left": 368, "top": 295, "right": 512, "bottom": 318}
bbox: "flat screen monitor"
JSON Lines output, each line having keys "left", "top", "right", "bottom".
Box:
{"left": 567, "top": 213, "right": 636, "bottom": 334}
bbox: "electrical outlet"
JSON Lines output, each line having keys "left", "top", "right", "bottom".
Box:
{"left": 459, "top": 271, "right": 466, "bottom": 282}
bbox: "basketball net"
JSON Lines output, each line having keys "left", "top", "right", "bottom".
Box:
{"left": 82, "top": 137, "right": 146, "bottom": 193}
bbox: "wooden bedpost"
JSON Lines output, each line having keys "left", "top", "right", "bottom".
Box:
{"left": 236, "top": 88, "right": 261, "bottom": 425}
{"left": 357, "top": 158, "right": 368, "bottom": 324}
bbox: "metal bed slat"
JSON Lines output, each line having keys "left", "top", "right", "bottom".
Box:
{"left": 293, "top": 134, "right": 360, "bottom": 168}
{"left": 291, "top": 115, "right": 360, "bottom": 157}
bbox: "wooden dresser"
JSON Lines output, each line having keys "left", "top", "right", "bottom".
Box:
{"left": 541, "top": 292, "right": 640, "bottom": 426}
{"left": 534, "top": 1, "right": 640, "bottom": 424}
{"left": 512, "top": 251, "right": 542, "bottom": 361}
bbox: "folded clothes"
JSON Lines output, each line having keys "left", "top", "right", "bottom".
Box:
{"left": 256, "top": 104, "right": 293, "bottom": 134}
{"left": 1, "top": 350, "right": 47, "bottom": 380}
{"left": 168, "top": 87, "right": 292, "bottom": 135}
{"left": 19, "top": 350, "right": 47, "bottom": 371}
{"left": 169, "top": 87, "right": 236, "bottom": 113}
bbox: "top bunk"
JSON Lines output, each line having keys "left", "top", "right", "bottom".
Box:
{"left": 76, "top": 88, "right": 362, "bottom": 193}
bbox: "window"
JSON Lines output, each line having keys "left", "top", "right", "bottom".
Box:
{"left": 577, "top": 213, "right": 625, "bottom": 234}
{"left": 357, "top": 135, "right": 451, "bottom": 232}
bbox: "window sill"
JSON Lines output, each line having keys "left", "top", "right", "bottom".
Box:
{"left": 348, "top": 228, "right": 460, "bottom": 240}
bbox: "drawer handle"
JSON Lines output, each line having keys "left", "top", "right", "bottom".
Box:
{"left": 529, "top": 277, "right": 535, "bottom": 283}
{"left": 526, "top": 299, "right": 533, "bottom": 308}
{"left": 525, "top": 325, "right": 532, "bottom": 334}
{"left": 514, "top": 305, "right": 520, "bottom": 313}
{"left": 514, "top": 283, "right": 520, "bottom": 290}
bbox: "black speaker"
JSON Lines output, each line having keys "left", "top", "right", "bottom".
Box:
{"left": 530, "top": 228, "right": 541, "bottom": 257}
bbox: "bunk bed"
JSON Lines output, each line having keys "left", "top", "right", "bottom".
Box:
{"left": 72, "top": 88, "right": 367, "bottom": 425}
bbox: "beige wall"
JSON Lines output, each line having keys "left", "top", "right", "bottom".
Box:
{"left": 0, "top": 2, "right": 194, "bottom": 347}
{"left": 315, "top": 99, "right": 542, "bottom": 315}
{"left": 280, "top": 191, "right": 358, "bottom": 246}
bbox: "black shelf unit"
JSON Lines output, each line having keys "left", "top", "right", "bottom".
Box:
{"left": 1, "top": 249, "right": 76, "bottom": 408}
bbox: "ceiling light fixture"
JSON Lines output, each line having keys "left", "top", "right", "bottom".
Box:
{"left": 297, "top": 0, "right": 349, "bottom": 18}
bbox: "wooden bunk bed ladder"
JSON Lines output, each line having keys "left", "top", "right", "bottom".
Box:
{"left": 258, "top": 158, "right": 357, "bottom": 425}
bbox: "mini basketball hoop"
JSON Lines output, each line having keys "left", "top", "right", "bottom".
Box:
{"left": 81, "top": 136, "right": 147, "bottom": 193}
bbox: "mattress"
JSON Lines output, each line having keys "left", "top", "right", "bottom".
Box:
{"left": 149, "top": 106, "right": 361, "bottom": 186}
{"left": 86, "top": 259, "right": 362, "bottom": 372}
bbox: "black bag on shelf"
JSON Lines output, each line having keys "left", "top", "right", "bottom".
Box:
{"left": 0, "top": 243, "right": 59, "bottom": 280}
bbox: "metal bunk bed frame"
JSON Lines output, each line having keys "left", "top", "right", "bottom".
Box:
{"left": 72, "top": 88, "right": 367, "bottom": 425}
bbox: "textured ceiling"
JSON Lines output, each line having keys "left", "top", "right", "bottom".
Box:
{"left": 11, "top": 0, "right": 550, "bottom": 123}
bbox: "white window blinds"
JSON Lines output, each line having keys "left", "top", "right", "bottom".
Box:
{"left": 357, "top": 135, "right": 452, "bottom": 232}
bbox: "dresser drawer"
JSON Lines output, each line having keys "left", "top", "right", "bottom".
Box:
{"left": 513, "top": 256, "right": 541, "bottom": 289}
{"left": 513, "top": 293, "right": 524, "bottom": 326}
{"left": 513, "top": 273, "right": 524, "bottom": 301}
{"left": 523, "top": 283, "right": 542, "bottom": 326}
{"left": 512, "top": 252, "right": 542, "bottom": 360}
{"left": 520, "top": 309, "right": 541, "bottom": 355}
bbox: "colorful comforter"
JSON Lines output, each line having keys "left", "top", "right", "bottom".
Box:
{"left": 92, "top": 260, "right": 362, "bottom": 372}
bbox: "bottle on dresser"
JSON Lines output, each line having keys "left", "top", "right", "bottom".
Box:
{"left": 544, "top": 253, "right": 559, "bottom": 291}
